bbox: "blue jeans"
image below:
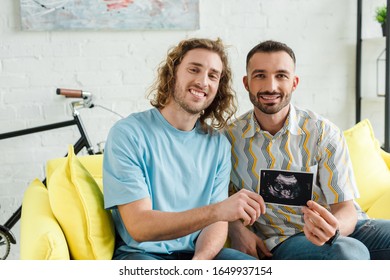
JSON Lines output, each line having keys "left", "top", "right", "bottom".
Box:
{"left": 114, "top": 248, "right": 257, "bottom": 260}
{"left": 271, "top": 219, "right": 390, "bottom": 260}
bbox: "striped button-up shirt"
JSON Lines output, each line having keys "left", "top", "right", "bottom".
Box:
{"left": 224, "top": 105, "right": 360, "bottom": 251}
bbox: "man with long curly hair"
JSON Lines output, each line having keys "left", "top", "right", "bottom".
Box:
{"left": 103, "top": 38, "right": 265, "bottom": 260}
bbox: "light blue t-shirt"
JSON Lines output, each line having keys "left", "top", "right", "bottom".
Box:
{"left": 103, "top": 108, "right": 231, "bottom": 255}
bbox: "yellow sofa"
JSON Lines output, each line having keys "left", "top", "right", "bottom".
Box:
{"left": 20, "top": 119, "right": 390, "bottom": 259}
{"left": 343, "top": 119, "right": 390, "bottom": 219}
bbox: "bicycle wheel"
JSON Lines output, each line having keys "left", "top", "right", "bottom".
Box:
{"left": 0, "top": 229, "right": 11, "bottom": 260}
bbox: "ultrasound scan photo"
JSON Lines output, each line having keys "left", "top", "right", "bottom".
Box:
{"left": 259, "top": 169, "right": 314, "bottom": 206}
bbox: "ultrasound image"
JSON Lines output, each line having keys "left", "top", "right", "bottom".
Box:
{"left": 259, "top": 169, "right": 313, "bottom": 206}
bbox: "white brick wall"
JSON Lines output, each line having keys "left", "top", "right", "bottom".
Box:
{"left": 0, "top": 0, "right": 386, "bottom": 259}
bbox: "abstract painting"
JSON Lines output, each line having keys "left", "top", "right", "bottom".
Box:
{"left": 20, "top": 0, "right": 199, "bottom": 30}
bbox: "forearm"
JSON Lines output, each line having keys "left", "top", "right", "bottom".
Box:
{"left": 193, "top": 222, "right": 228, "bottom": 260}
{"left": 330, "top": 200, "right": 357, "bottom": 236}
{"left": 228, "top": 220, "right": 247, "bottom": 241}
{"left": 119, "top": 189, "right": 265, "bottom": 243}
{"left": 119, "top": 202, "right": 220, "bottom": 242}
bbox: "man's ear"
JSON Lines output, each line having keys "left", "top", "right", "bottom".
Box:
{"left": 292, "top": 75, "right": 299, "bottom": 91}
{"left": 243, "top": 76, "right": 249, "bottom": 91}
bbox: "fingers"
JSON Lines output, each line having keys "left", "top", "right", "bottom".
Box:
{"left": 302, "top": 213, "right": 330, "bottom": 245}
{"left": 221, "top": 189, "right": 265, "bottom": 226}
{"left": 256, "top": 238, "right": 272, "bottom": 258}
{"left": 243, "top": 194, "right": 264, "bottom": 224}
{"left": 305, "top": 201, "right": 338, "bottom": 227}
{"left": 234, "top": 189, "right": 266, "bottom": 225}
{"left": 238, "top": 208, "right": 255, "bottom": 226}
{"left": 302, "top": 200, "right": 339, "bottom": 245}
{"left": 236, "top": 242, "right": 259, "bottom": 259}
{"left": 241, "top": 189, "right": 266, "bottom": 214}
{"left": 237, "top": 201, "right": 257, "bottom": 226}
{"left": 303, "top": 224, "right": 324, "bottom": 246}
{"left": 229, "top": 225, "right": 271, "bottom": 259}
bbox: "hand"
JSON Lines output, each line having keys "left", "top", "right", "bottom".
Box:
{"left": 217, "top": 189, "right": 266, "bottom": 226}
{"left": 302, "top": 200, "right": 339, "bottom": 246}
{"left": 229, "top": 221, "right": 272, "bottom": 259}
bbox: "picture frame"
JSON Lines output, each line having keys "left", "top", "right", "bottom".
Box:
{"left": 20, "top": 0, "right": 200, "bottom": 31}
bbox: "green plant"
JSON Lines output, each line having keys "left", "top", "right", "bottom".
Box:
{"left": 375, "top": 5, "right": 387, "bottom": 24}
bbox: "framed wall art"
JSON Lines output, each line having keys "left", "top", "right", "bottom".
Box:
{"left": 20, "top": 0, "right": 199, "bottom": 31}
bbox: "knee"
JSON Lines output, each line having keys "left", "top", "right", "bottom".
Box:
{"left": 330, "top": 237, "right": 370, "bottom": 260}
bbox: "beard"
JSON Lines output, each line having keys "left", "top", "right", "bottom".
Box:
{"left": 171, "top": 83, "right": 213, "bottom": 115}
{"left": 249, "top": 90, "right": 291, "bottom": 115}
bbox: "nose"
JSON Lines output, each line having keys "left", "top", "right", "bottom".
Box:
{"left": 195, "top": 72, "right": 208, "bottom": 89}
{"left": 263, "top": 77, "right": 277, "bottom": 93}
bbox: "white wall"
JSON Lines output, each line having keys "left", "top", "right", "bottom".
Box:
{"left": 0, "top": 0, "right": 386, "bottom": 259}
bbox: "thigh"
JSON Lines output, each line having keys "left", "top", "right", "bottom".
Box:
{"left": 351, "top": 219, "right": 390, "bottom": 260}
{"left": 272, "top": 232, "right": 370, "bottom": 260}
{"left": 114, "top": 250, "right": 195, "bottom": 260}
{"left": 115, "top": 249, "right": 256, "bottom": 260}
{"left": 213, "top": 248, "right": 257, "bottom": 260}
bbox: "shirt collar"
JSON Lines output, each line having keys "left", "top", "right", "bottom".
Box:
{"left": 244, "top": 105, "right": 303, "bottom": 138}
{"left": 286, "top": 105, "right": 303, "bottom": 135}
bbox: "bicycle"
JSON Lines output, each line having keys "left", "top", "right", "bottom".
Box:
{"left": 0, "top": 88, "right": 122, "bottom": 260}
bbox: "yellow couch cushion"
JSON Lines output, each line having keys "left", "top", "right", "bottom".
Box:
{"left": 20, "top": 178, "right": 70, "bottom": 260}
{"left": 343, "top": 119, "right": 390, "bottom": 213}
{"left": 366, "top": 188, "right": 390, "bottom": 219}
{"left": 48, "top": 146, "right": 115, "bottom": 259}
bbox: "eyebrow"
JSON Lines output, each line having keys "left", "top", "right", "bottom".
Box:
{"left": 188, "top": 62, "right": 222, "bottom": 76}
{"left": 251, "top": 69, "right": 291, "bottom": 75}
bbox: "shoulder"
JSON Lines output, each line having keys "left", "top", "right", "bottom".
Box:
{"left": 105, "top": 109, "right": 160, "bottom": 158}
{"left": 294, "top": 106, "right": 341, "bottom": 134}
{"left": 228, "top": 110, "right": 253, "bottom": 130}
{"left": 112, "top": 108, "right": 155, "bottom": 130}
{"left": 202, "top": 126, "right": 231, "bottom": 148}
{"left": 223, "top": 110, "right": 253, "bottom": 140}
{"left": 107, "top": 109, "right": 157, "bottom": 149}
{"left": 293, "top": 106, "right": 342, "bottom": 144}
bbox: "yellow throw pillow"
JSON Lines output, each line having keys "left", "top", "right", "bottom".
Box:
{"left": 48, "top": 146, "right": 115, "bottom": 260}
{"left": 47, "top": 154, "right": 103, "bottom": 192}
{"left": 20, "top": 178, "right": 70, "bottom": 260}
{"left": 344, "top": 119, "right": 390, "bottom": 212}
{"left": 79, "top": 155, "right": 104, "bottom": 192}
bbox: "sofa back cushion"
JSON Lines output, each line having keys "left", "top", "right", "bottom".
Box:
{"left": 366, "top": 187, "right": 390, "bottom": 219}
{"left": 47, "top": 146, "right": 115, "bottom": 259}
{"left": 20, "top": 178, "right": 70, "bottom": 260}
{"left": 343, "top": 119, "right": 390, "bottom": 212}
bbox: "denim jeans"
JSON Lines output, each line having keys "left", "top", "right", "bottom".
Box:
{"left": 271, "top": 219, "right": 390, "bottom": 260}
{"left": 114, "top": 248, "right": 257, "bottom": 260}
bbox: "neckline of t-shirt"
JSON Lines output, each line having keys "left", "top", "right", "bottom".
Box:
{"left": 152, "top": 108, "right": 198, "bottom": 136}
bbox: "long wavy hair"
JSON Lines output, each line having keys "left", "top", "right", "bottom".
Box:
{"left": 148, "top": 38, "right": 237, "bottom": 132}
